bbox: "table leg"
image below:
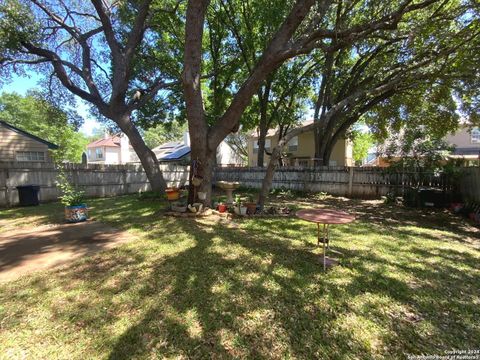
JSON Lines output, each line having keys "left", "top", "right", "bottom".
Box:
{"left": 317, "top": 223, "right": 330, "bottom": 271}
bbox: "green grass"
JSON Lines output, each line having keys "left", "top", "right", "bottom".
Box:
{"left": 0, "top": 194, "right": 479, "bottom": 359}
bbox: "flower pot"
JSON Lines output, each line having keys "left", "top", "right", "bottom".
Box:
{"left": 245, "top": 202, "right": 257, "bottom": 215}
{"left": 171, "top": 202, "right": 187, "bottom": 212}
{"left": 165, "top": 188, "right": 180, "bottom": 201}
{"left": 234, "top": 206, "right": 247, "bottom": 215}
{"left": 218, "top": 203, "right": 227, "bottom": 213}
{"left": 450, "top": 203, "right": 463, "bottom": 213}
{"left": 198, "top": 191, "right": 207, "bottom": 201}
{"left": 65, "top": 204, "right": 88, "bottom": 223}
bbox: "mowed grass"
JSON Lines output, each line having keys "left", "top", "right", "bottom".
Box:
{"left": 0, "top": 194, "right": 479, "bottom": 359}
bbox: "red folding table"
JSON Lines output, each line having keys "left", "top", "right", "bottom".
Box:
{"left": 296, "top": 209, "right": 355, "bottom": 270}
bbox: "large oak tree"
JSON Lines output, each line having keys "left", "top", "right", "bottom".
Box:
{"left": 182, "top": 0, "right": 470, "bottom": 205}
{"left": 0, "top": 0, "right": 183, "bottom": 190}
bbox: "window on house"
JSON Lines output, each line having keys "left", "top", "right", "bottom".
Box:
{"left": 288, "top": 136, "right": 298, "bottom": 152}
{"left": 253, "top": 139, "right": 271, "bottom": 154}
{"left": 472, "top": 128, "right": 480, "bottom": 144}
{"left": 87, "top": 149, "right": 92, "bottom": 159}
{"left": 16, "top": 151, "right": 45, "bottom": 162}
{"left": 96, "top": 148, "right": 103, "bottom": 159}
{"left": 253, "top": 140, "right": 258, "bottom": 154}
{"left": 265, "top": 139, "right": 271, "bottom": 150}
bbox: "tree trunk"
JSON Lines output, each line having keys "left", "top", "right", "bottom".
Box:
{"left": 322, "top": 143, "right": 333, "bottom": 166}
{"left": 188, "top": 123, "right": 216, "bottom": 206}
{"left": 258, "top": 144, "right": 283, "bottom": 209}
{"left": 256, "top": 126, "right": 267, "bottom": 167}
{"left": 183, "top": 0, "right": 211, "bottom": 205}
{"left": 256, "top": 88, "right": 270, "bottom": 167}
{"left": 115, "top": 113, "right": 167, "bottom": 192}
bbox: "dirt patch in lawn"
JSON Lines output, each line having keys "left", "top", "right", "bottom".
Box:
{"left": 0, "top": 220, "right": 135, "bottom": 282}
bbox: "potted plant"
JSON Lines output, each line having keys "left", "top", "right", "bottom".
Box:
{"left": 234, "top": 194, "right": 247, "bottom": 215}
{"left": 57, "top": 172, "right": 88, "bottom": 223}
{"left": 165, "top": 187, "right": 180, "bottom": 201}
{"left": 244, "top": 195, "right": 257, "bottom": 215}
{"left": 214, "top": 195, "right": 226, "bottom": 213}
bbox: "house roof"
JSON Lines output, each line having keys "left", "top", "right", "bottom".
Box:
{"left": 0, "top": 120, "right": 59, "bottom": 149}
{"left": 152, "top": 141, "right": 190, "bottom": 161}
{"left": 249, "top": 119, "right": 314, "bottom": 138}
{"left": 87, "top": 135, "right": 121, "bottom": 148}
{"left": 451, "top": 147, "right": 480, "bottom": 156}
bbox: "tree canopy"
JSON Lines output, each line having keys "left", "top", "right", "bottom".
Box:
{"left": 1, "top": 0, "right": 479, "bottom": 202}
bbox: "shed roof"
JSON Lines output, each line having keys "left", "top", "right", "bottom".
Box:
{"left": 0, "top": 120, "right": 59, "bottom": 149}
{"left": 153, "top": 141, "right": 191, "bottom": 161}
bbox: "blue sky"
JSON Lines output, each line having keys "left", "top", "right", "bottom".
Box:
{"left": 0, "top": 73, "right": 100, "bottom": 136}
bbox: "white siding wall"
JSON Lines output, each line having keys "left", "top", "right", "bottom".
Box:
{"left": 445, "top": 127, "right": 480, "bottom": 149}
{"left": 105, "top": 147, "right": 120, "bottom": 164}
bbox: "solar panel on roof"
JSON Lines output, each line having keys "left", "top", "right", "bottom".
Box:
{"left": 158, "top": 145, "right": 191, "bottom": 161}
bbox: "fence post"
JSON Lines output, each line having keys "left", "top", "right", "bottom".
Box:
{"left": 123, "top": 168, "right": 128, "bottom": 194}
{"left": 348, "top": 166, "right": 354, "bottom": 197}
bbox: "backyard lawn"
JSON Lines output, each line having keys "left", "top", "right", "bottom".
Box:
{"left": 0, "top": 193, "right": 479, "bottom": 359}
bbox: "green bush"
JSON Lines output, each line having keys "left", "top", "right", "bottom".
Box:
{"left": 56, "top": 171, "right": 85, "bottom": 207}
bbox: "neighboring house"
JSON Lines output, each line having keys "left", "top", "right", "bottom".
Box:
{"left": 0, "top": 120, "right": 58, "bottom": 163}
{"left": 444, "top": 126, "right": 480, "bottom": 166}
{"left": 373, "top": 126, "right": 480, "bottom": 167}
{"left": 247, "top": 120, "right": 353, "bottom": 167}
{"left": 86, "top": 133, "right": 139, "bottom": 164}
{"left": 152, "top": 132, "right": 244, "bottom": 166}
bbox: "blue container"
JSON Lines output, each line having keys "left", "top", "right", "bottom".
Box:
{"left": 65, "top": 204, "right": 88, "bottom": 223}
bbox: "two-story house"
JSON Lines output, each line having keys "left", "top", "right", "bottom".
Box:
{"left": 373, "top": 125, "right": 480, "bottom": 167}
{"left": 444, "top": 126, "right": 480, "bottom": 166}
{"left": 0, "top": 120, "right": 58, "bottom": 163}
{"left": 247, "top": 120, "right": 353, "bottom": 167}
{"left": 86, "top": 133, "right": 139, "bottom": 164}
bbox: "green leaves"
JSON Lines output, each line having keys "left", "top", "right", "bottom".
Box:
{"left": 0, "top": 0, "right": 39, "bottom": 50}
{"left": 56, "top": 170, "right": 85, "bottom": 207}
{"left": 0, "top": 91, "right": 89, "bottom": 162}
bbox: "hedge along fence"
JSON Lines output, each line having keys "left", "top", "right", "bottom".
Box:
{"left": 0, "top": 162, "right": 189, "bottom": 206}
{"left": 1, "top": 162, "right": 477, "bottom": 206}
{"left": 214, "top": 166, "right": 458, "bottom": 199}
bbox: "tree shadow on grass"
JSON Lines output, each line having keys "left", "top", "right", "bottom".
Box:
{"left": 105, "top": 215, "right": 479, "bottom": 359}
{"left": 1, "top": 195, "right": 479, "bottom": 359}
{"left": 288, "top": 196, "right": 479, "bottom": 242}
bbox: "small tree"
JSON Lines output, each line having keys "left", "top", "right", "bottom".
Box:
{"left": 56, "top": 170, "right": 85, "bottom": 207}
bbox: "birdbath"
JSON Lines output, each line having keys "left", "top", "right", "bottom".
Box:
{"left": 216, "top": 181, "right": 240, "bottom": 204}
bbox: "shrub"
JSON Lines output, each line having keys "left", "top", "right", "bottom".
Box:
{"left": 56, "top": 171, "right": 85, "bottom": 207}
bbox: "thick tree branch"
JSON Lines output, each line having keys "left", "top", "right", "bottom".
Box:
{"left": 20, "top": 42, "right": 107, "bottom": 111}
{"left": 209, "top": 0, "right": 318, "bottom": 150}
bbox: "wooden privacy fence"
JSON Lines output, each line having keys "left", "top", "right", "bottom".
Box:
{"left": 0, "top": 162, "right": 188, "bottom": 206}
{"left": 459, "top": 167, "right": 480, "bottom": 202}
{"left": 1, "top": 162, "right": 478, "bottom": 206}
{"left": 214, "top": 166, "right": 457, "bottom": 199}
